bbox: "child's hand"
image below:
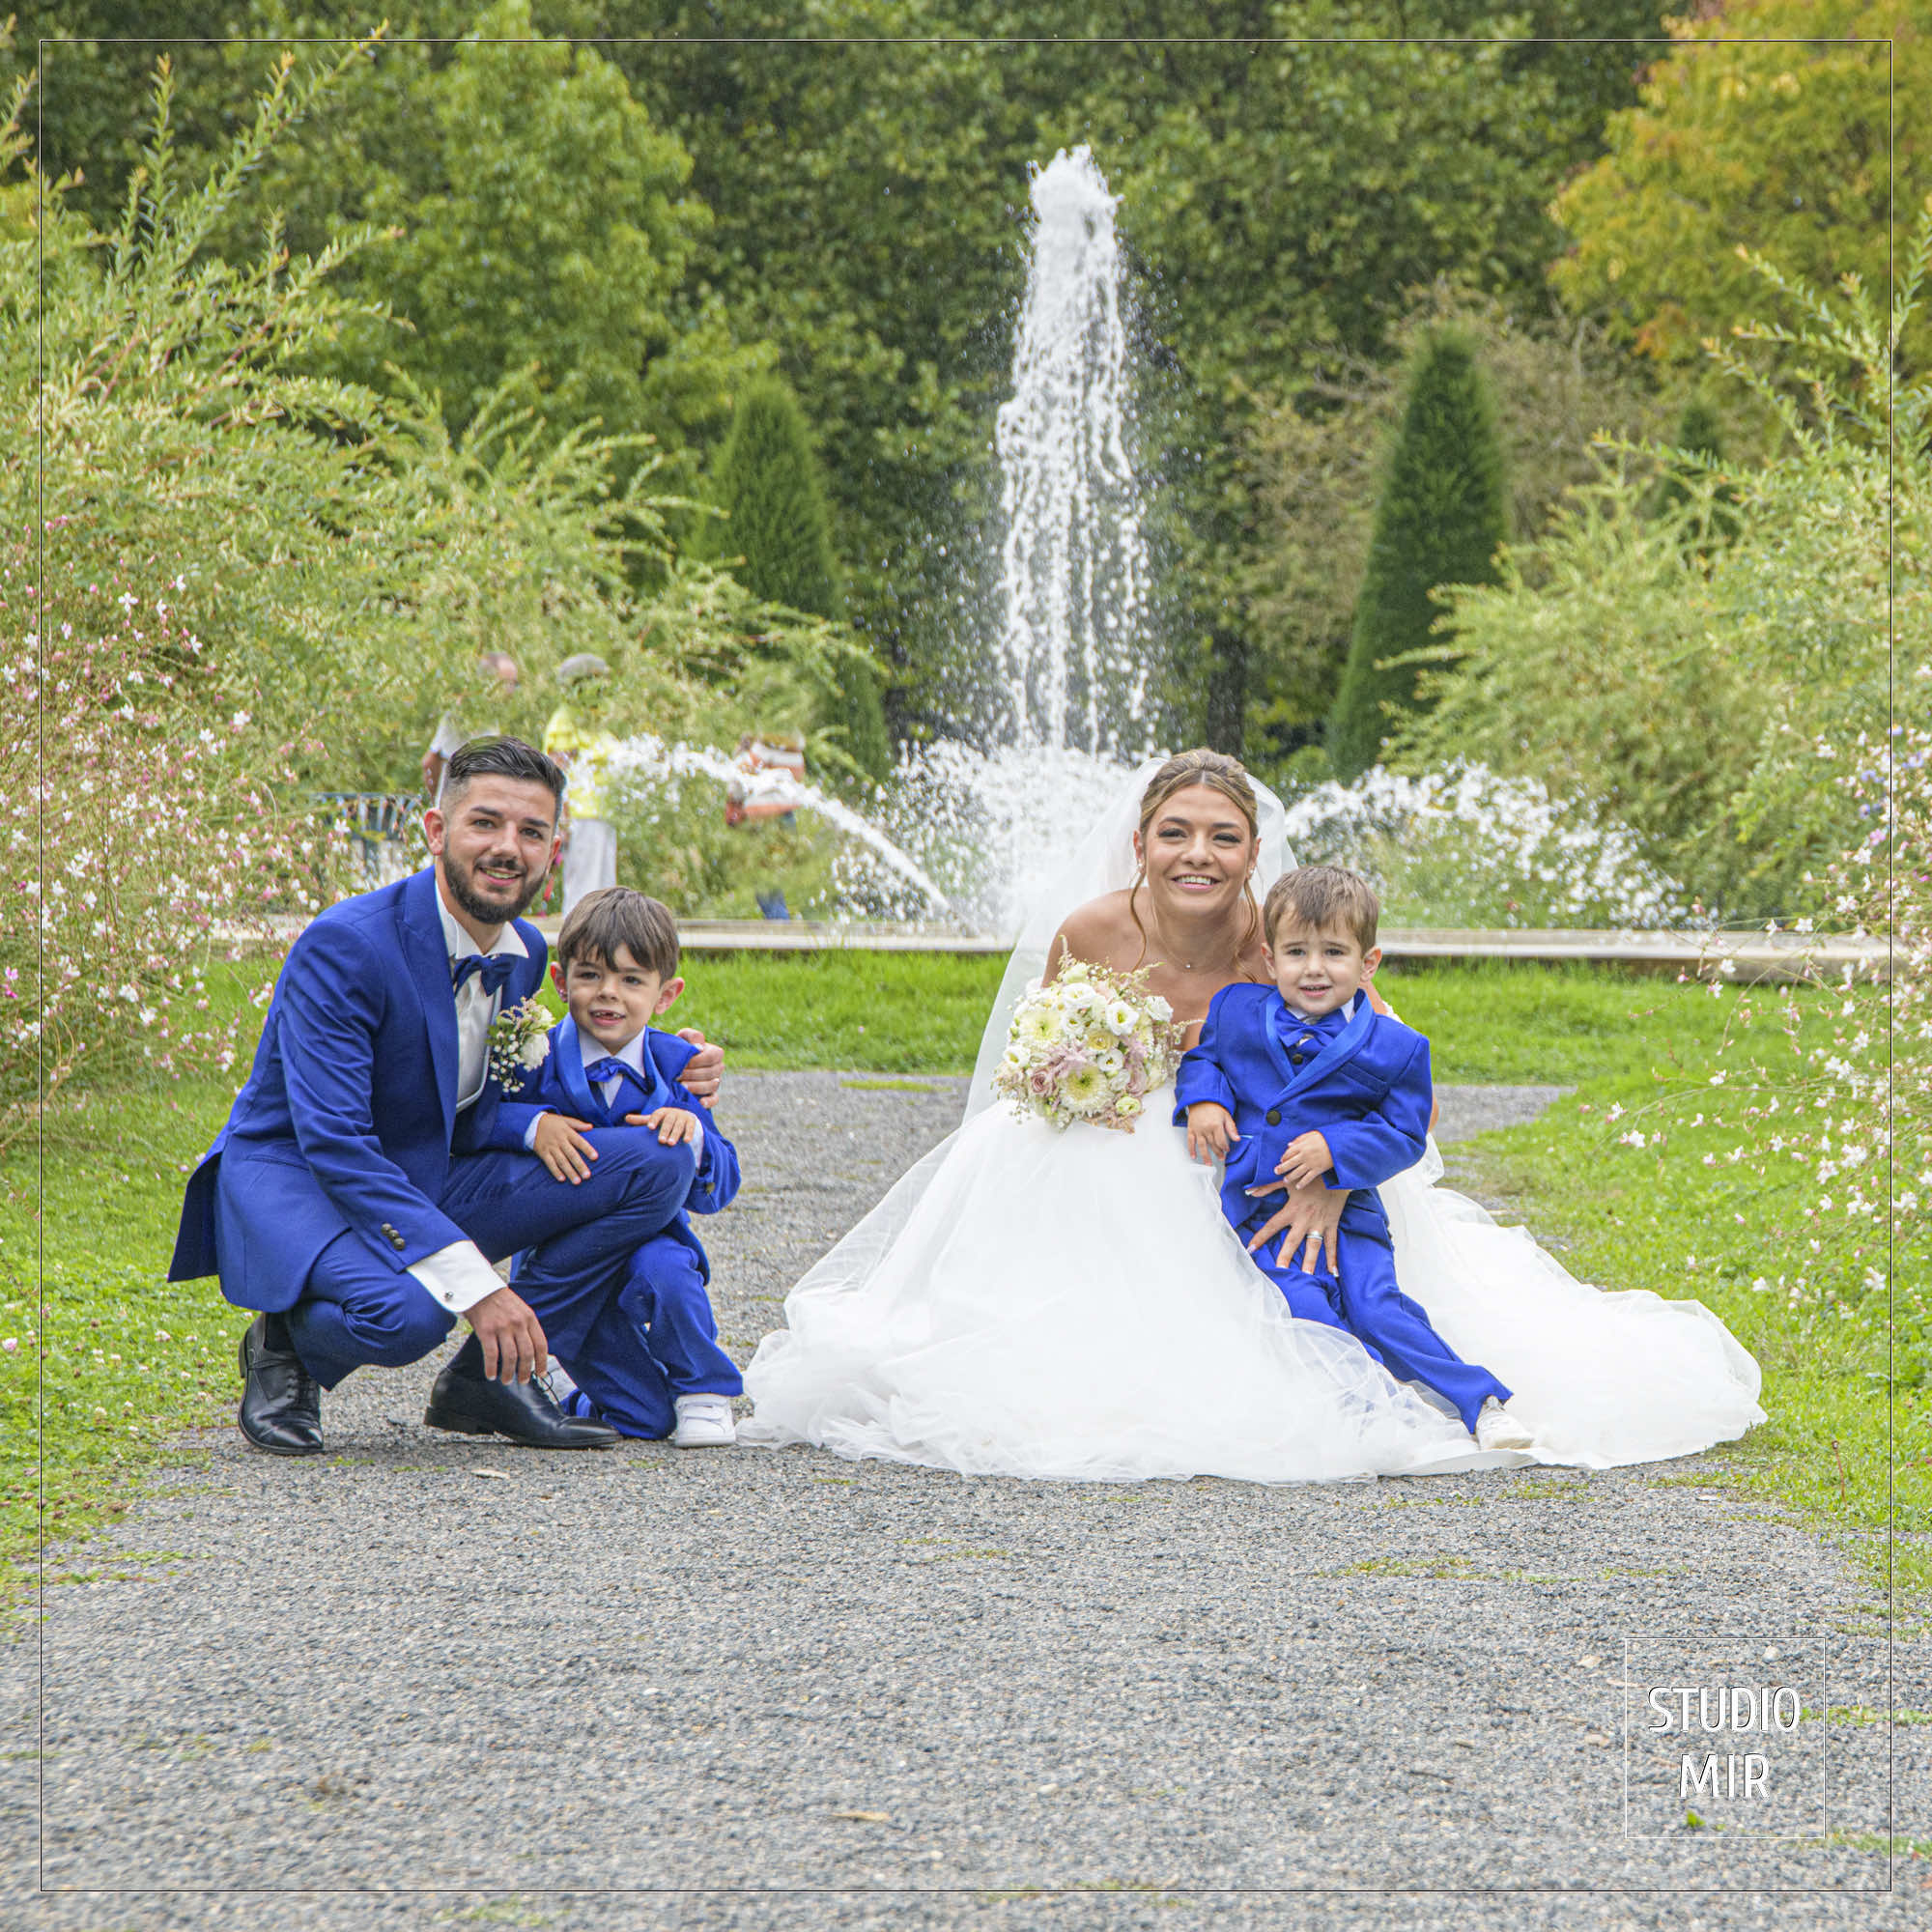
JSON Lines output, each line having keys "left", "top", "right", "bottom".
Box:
{"left": 638, "top": 1106, "right": 700, "bottom": 1148}
{"left": 1185, "top": 1102, "right": 1239, "bottom": 1164}
{"left": 531, "top": 1112, "right": 597, "bottom": 1184}
{"left": 1274, "top": 1129, "right": 1334, "bottom": 1190}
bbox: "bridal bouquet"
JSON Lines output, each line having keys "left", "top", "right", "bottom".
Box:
{"left": 994, "top": 961, "right": 1183, "bottom": 1132}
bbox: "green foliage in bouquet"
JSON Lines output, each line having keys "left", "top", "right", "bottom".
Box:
{"left": 1325, "top": 331, "right": 1509, "bottom": 781}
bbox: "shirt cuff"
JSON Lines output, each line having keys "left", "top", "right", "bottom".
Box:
{"left": 689, "top": 1121, "right": 704, "bottom": 1165}
{"left": 523, "top": 1113, "right": 544, "bottom": 1151}
{"left": 408, "top": 1240, "right": 505, "bottom": 1317}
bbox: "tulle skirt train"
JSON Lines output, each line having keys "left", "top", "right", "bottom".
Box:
{"left": 742, "top": 1088, "right": 1762, "bottom": 1483}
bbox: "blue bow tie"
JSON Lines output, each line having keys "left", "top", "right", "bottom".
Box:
{"left": 451, "top": 952, "right": 519, "bottom": 998}
{"left": 1271, "top": 998, "right": 1352, "bottom": 1061}
{"left": 583, "top": 1055, "right": 657, "bottom": 1104}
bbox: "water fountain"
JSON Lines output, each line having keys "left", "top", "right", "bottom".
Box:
{"left": 992, "top": 146, "right": 1151, "bottom": 755}
{"left": 610, "top": 145, "right": 1156, "bottom": 937}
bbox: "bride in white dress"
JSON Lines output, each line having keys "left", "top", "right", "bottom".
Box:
{"left": 741, "top": 751, "right": 1763, "bottom": 1481}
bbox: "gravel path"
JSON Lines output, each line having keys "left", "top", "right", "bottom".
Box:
{"left": 5, "top": 1077, "right": 1923, "bottom": 1930}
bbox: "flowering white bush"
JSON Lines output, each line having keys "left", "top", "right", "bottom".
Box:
{"left": 1281, "top": 760, "right": 1687, "bottom": 929}
{"left": 1667, "top": 712, "right": 1927, "bottom": 1366}
{"left": 3, "top": 531, "right": 344, "bottom": 1140}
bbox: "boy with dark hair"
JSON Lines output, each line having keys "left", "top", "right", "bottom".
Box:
{"left": 511, "top": 887, "right": 744, "bottom": 1446}
{"left": 1177, "top": 864, "right": 1537, "bottom": 1457}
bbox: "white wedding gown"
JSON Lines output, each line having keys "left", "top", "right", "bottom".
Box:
{"left": 741, "top": 765, "right": 1764, "bottom": 1482}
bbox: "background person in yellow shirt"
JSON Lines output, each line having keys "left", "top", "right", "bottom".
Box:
{"left": 543, "top": 653, "right": 622, "bottom": 915}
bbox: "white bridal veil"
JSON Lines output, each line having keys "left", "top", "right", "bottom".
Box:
{"left": 965, "top": 756, "right": 1295, "bottom": 1116}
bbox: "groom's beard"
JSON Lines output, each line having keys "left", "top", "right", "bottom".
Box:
{"left": 441, "top": 849, "right": 549, "bottom": 925}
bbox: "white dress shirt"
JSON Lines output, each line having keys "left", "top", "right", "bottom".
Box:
{"left": 1281, "top": 991, "right": 1360, "bottom": 1026}
{"left": 407, "top": 893, "right": 530, "bottom": 1318}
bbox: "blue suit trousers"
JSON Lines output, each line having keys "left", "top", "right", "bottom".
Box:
{"left": 1252, "top": 1216, "right": 1510, "bottom": 1434}
{"left": 596, "top": 1234, "right": 743, "bottom": 1429}
{"left": 266, "top": 1128, "right": 697, "bottom": 1395}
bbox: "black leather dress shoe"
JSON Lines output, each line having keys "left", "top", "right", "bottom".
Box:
{"left": 238, "top": 1313, "right": 326, "bottom": 1456}
{"left": 424, "top": 1336, "right": 618, "bottom": 1449}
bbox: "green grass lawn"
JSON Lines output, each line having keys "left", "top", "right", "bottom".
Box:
{"left": 665, "top": 948, "right": 1007, "bottom": 1073}
{"left": 2, "top": 952, "right": 1918, "bottom": 1614}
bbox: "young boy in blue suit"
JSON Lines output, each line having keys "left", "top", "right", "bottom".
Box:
{"left": 511, "top": 888, "right": 744, "bottom": 1446}
{"left": 1176, "top": 865, "right": 1536, "bottom": 1456}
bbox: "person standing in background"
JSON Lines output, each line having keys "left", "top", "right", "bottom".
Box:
{"left": 422, "top": 651, "right": 521, "bottom": 800}
{"left": 544, "top": 653, "right": 622, "bottom": 916}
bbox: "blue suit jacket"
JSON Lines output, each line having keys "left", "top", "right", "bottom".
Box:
{"left": 167, "top": 867, "right": 550, "bottom": 1308}
{"left": 512, "top": 1014, "right": 740, "bottom": 1278}
{"left": 1173, "top": 984, "right": 1432, "bottom": 1241}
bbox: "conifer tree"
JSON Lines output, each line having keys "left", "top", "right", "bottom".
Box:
{"left": 701, "top": 376, "right": 892, "bottom": 778}
{"left": 1326, "top": 332, "right": 1508, "bottom": 780}
{"left": 1648, "top": 396, "right": 1738, "bottom": 546}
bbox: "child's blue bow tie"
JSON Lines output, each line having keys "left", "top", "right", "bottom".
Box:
{"left": 583, "top": 1056, "right": 654, "bottom": 1099}
{"left": 450, "top": 952, "right": 519, "bottom": 997}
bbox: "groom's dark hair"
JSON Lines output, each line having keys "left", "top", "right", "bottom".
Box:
{"left": 442, "top": 736, "right": 566, "bottom": 815}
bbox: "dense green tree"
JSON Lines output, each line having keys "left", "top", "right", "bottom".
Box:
{"left": 700, "top": 376, "right": 893, "bottom": 780}
{"left": 303, "top": 1, "right": 753, "bottom": 466}
{"left": 593, "top": 1, "right": 1667, "bottom": 735}
{"left": 1326, "top": 331, "right": 1508, "bottom": 779}
{"left": 1243, "top": 289, "right": 1665, "bottom": 767}
{"left": 700, "top": 378, "right": 839, "bottom": 618}
{"left": 14, "top": 1, "right": 1666, "bottom": 742}
{"left": 1645, "top": 394, "right": 1739, "bottom": 541}
{"left": 1551, "top": 0, "right": 1926, "bottom": 372}
{"left": 1395, "top": 222, "right": 1924, "bottom": 915}
{"left": 15, "top": 3, "right": 767, "bottom": 476}
{"left": 6, "top": 1, "right": 246, "bottom": 210}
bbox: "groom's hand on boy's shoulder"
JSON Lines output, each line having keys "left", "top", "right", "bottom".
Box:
{"left": 531, "top": 1111, "right": 598, "bottom": 1184}
{"left": 674, "top": 1028, "right": 724, "bottom": 1110}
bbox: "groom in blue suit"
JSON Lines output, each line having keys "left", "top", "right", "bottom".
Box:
{"left": 169, "top": 737, "right": 723, "bottom": 1455}
{"left": 1176, "top": 866, "right": 1528, "bottom": 1451}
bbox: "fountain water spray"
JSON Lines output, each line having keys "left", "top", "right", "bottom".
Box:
{"left": 606, "top": 737, "right": 959, "bottom": 918}
{"left": 993, "top": 146, "right": 1151, "bottom": 754}
{"left": 604, "top": 147, "right": 1160, "bottom": 937}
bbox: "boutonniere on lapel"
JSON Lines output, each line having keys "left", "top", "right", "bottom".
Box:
{"left": 487, "top": 996, "right": 551, "bottom": 1091}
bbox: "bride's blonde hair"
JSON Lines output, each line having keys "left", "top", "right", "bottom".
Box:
{"left": 1129, "top": 749, "right": 1264, "bottom": 969}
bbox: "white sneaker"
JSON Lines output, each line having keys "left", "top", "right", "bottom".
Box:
{"left": 671, "top": 1394, "right": 737, "bottom": 1448}
{"left": 1474, "top": 1397, "right": 1536, "bottom": 1453}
